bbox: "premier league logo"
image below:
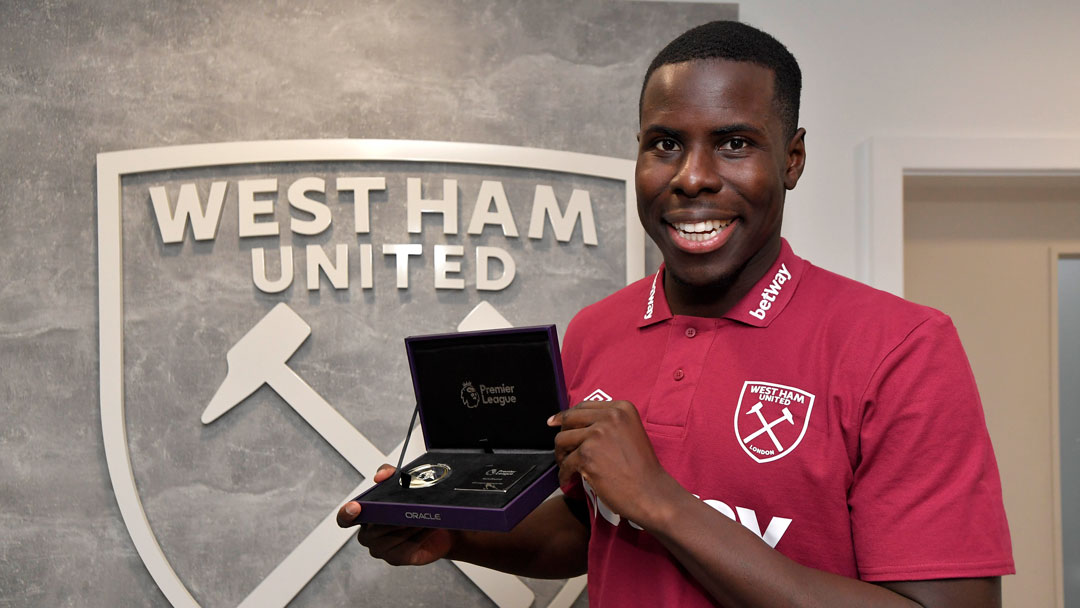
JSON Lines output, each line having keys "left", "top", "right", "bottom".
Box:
{"left": 461, "top": 381, "right": 481, "bottom": 408}
{"left": 734, "top": 381, "right": 815, "bottom": 464}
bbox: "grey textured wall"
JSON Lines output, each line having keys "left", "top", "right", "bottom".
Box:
{"left": 0, "top": 1, "right": 736, "bottom": 607}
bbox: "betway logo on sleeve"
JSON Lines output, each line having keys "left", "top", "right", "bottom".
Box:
{"left": 749, "top": 264, "right": 792, "bottom": 321}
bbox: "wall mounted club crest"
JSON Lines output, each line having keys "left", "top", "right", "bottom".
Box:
{"left": 97, "top": 139, "right": 643, "bottom": 607}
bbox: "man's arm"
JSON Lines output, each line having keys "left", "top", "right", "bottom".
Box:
{"left": 647, "top": 481, "right": 1000, "bottom": 607}
{"left": 879, "top": 579, "right": 1001, "bottom": 608}
{"left": 551, "top": 401, "right": 1001, "bottom": 608}
{"left": 337, "top": 465, "right": 589, "bottom": 579}
{"left": 447, "top": 493, "right": 590, "bottom": 579}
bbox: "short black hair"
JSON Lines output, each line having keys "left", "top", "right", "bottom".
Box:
{"left": 640, "top": 21, "right": 802, "bottom": 138}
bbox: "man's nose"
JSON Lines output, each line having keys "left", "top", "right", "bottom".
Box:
{"left": 671, "top": 146, "right": 721, "bottom": 197}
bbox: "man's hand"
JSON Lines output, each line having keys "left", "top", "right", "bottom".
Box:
{"left": 548, "top": 400, "right": 683, "bottom": 527}
{"left": 337, "top": 464, "right": 456, "bottom": 566}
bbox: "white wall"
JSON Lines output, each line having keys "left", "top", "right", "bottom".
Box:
{"left": 728, "top": 0, "right": 1080, "bottom": 279}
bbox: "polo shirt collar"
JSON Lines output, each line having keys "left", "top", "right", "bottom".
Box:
{"left": 636, "top": 268, "right": 673, "bottom": 327}
{"left": 635, "top": 238, "right": 805, "bottom": 329}
{"left": 723, "top": 239, "right": 804, "bottom": 327}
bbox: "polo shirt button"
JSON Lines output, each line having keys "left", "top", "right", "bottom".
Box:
{"left": 673, "top": 368, "right": 685, "bottom": 381}
{"left": 685, "top": 327, "right": 697, "bottom": 338}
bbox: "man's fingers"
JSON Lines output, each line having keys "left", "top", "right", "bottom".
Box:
{"left": 337, "top": 463, "right": 397, "bottom": 528}
{"left": 554, "top": 426, "right": 590, "bottom": 463}
{"left": 373, "top": 463, "right": 397, "bottom": 483}
{"left": 336, "top": 501, "right": 362, "bottom": 528}
{"left": 547, "top": 401, "right": 607, "bottom": 427}
{"left": 356, "top": 522, "right": 434, "bottom": 546}
{"left": 549, "top": 401, "right": 621, "bottom": 429}
{"left": 364, "top": 527, "right": 441, "bottom": 565}
{"left": 557, "top": 449, "right": 584, "bottom": 487}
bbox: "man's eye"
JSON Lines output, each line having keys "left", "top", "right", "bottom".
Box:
{"left": 723, "top": 138, "right": 749, "bottom": 151}
{"left": 654, "top": 139, "right": 680, "bottom": 152}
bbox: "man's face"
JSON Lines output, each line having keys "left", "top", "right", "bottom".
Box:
{"left": 636, "top": 59, "right": 805, "bottom": 301}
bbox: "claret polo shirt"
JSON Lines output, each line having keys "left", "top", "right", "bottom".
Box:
{"left": 561, "top": 239, "right": 1014, "bottom": 607}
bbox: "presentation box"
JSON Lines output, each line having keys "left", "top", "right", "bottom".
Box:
{"left": 353, "top": 325, "right": 568, "bottom": 532}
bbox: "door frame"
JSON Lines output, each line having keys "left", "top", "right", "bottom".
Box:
{"left": 855, "top": 136, "right": 1080, "bottom": 296}
{"left": 856, "top": 136, "right": 1080, "bottom": 608}
{"left": 1050, "top": 245, "right": 1080, "bottom": 608}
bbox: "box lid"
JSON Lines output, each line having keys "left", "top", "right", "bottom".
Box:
{"left": 406, "top": 325, "right": 568, "bottom": 451}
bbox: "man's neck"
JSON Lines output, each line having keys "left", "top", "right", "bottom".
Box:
{"left": 663, "top": 237, "right": 782, "bottom": 318}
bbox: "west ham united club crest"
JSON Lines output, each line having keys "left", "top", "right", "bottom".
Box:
{"left": 734, "top": 381, "right": 815, "bottom": 463}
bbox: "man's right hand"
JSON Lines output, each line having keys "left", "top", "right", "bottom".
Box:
{"left": 337, "top": 464, "right": 457, "bottom": 566}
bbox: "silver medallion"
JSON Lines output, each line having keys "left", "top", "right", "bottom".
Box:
{"left": 402, "top": 463, "right": 452, "bottom": 488}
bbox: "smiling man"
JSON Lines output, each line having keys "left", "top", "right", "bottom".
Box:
{"left": 339, "top": 21, "right": 1014, "bottom": 607}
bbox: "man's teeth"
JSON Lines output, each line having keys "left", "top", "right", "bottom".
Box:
{"left": 672, "top": 219, "right": 731, "bottom": 241}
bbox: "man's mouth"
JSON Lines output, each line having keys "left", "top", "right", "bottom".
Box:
{"left": 670, "top": 219, "right": 733, "bottom": 241}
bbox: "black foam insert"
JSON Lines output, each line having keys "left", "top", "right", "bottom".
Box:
{"left": 363, "top": 452, "right": 556, "bottom": 509}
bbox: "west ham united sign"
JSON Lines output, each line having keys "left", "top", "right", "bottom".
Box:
{"left": 96, "top": 140, "right": 643, "bottom": 607}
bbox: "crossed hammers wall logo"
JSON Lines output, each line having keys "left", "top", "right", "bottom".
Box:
{"left": 200, "top": 302, "right": 585, "bottom": 608}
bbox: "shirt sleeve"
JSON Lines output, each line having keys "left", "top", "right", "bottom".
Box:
{"left": 848, "top": 314, "right": 1014, "bottom": 581}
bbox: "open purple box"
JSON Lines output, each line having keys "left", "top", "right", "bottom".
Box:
{"left": 353, "top": 325, "right": 569, "bottom": 532}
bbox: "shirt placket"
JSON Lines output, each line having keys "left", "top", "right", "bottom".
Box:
{"left": 642, "top": 317, "right": 719, "bottom": 433}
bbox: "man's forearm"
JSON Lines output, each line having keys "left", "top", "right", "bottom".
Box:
{"left": 646, "top": 485, "right": 995, "bottom": 608}
{"left": 446, "top": 495, "right": 589, "bottom": 579}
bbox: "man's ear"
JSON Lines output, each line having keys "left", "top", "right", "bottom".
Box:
{"left": 784, "top": 128, "right": 806, "bottom": 190}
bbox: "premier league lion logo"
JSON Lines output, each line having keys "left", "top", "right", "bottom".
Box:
{"left": 461, "top": 381, "right": 480, "bottom": 408}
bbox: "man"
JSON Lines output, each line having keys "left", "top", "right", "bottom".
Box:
{"left": 338, "top": 21, "right": 1014, "bottom": 606}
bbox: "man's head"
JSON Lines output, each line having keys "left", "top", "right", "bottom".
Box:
{"left": 634, "top": 21, "right": 806, "bottom": 317}
{"left": 640, "top": 21, "right": 801, "bottom": 139}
